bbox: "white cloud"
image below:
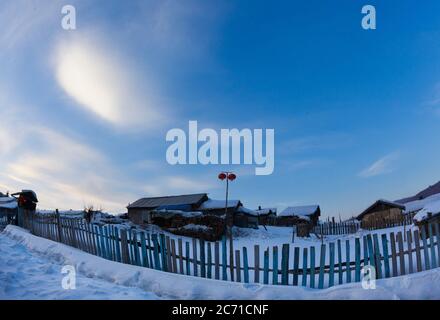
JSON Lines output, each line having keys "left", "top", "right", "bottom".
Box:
{"left": 358, "top": 152, "right": 399, "bottom": 178}
{"left": 142, "top": 175, "right": 217, "bottom": 197}
{"left": 54, "top": 34, "right": 167, "bottom": 130}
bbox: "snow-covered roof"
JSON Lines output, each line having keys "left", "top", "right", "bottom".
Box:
{"left": 279, "top": 205, "right": 319, "bottom": 217}
{"left": 255, "top": 208, "right": 277, "bottom": 215}
{"left": 413, "top": 198, "right": 440, "bottom": 223}
{"left": 237, "top": 206, "right": 258, "bottom": 216}
{"left": 0, "top": 196, "right": 17, "bottom": 209}
{"left": 403, "top": 193, "right": 440, "bottom": 214}
{"left": 198, "top": 199, "right": 241, "bottom": 210}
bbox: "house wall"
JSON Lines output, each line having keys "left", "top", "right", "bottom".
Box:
{"left": 127, "top": 208, "right": 151, "bottom": 225}
{"left": 361, "top": 208, "right": 403, "bottom": 225}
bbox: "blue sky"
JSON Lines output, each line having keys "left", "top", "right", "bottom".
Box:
{"left": 1, "top": 0, "right": 440, "bottom": 218}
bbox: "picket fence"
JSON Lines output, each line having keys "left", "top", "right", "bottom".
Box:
{"left": 314, "top": 214, "right": 414, "bottom": 236}
{"left": 312, "top": 221, "right": 360, "bottom": 236}
{"left": 20, "top": 210, "right": 440, "bottom": 289}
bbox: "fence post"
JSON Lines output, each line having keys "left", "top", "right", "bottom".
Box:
{"left": 254, "top": 245, "right": 260, "bottom": 283}
{"left": 56, "top": 209, "right": 63, "bottom": 243}
{"left": 328, "top": 242, "right": 335, "bottom": 287}
{"left": 337, "top": 239, "right": 342, "bottom": 285}
{"left": 281, "top": 244, "right": 289, "bottom": 285}
{"left": 310, "top": 246, "right": 315, "bottom": 288}
{"left": 272, "top": 246, "right": 278, "bottom": 285}
{"left": 302, "top": 247, "right": 308, "bottom": 287}
{"left": 263, "top": 248, "right": 269, "bottom": 285}
{"left": 318, "top": 244, "right": 326, "bottom": 289}
{"left": 243, "top": 247, "right": 249, "bottom": 283}
{"left": 293, "top": 247, "right": 300, "bottom": 286}
{"left": 345, "top": 239, "right": 351, "bottom": 283}
{"left": 381, "top": 234, "right": 390, "bottom": 278}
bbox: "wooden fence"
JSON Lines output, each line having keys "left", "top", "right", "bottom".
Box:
{"left": 360, "top": 214, "right": 413, "bottom": 231}
{"left": 19, "top": 210, "right": 440, "bottom": 289}
{"left": 313, "top": 221, "right": 360, "bottom": 236}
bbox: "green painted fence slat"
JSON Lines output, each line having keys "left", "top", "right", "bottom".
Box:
{"left": 185, "top": 241, "right": 190, "bottom": 275}
{"left": 281, "top": 244, "right": 289, "bottom": 285}
{"left": 390, "top": 232, "right": 398, "bottom": 276}
{"left": 373, "top": 234, "right": 382, "bottom": 279}
{"left": 302, "top": 247, "right": 308, "bottom": 287}
{"left": 200, "top": 239, "right": 206, "bottom": 278}
{"left": 263, "top": 248, "right": 269, "bottom": 285}
{"left": 272, "top": 246, "right": 278, "bottom": 285}
{"left": 147, "top": 233, "right": 154, "bottom": 268}
{"left": 318, "top": 244, "right": 326, "bottom": 289}
{"left": 355, "top": 238, "right": 361, "bottom": 282}
{"left": 310, "top": 246, "right": 315, "bottom": 289}
{"left": 293, "top": 247, "right": 300, "bottom": 286}
{"left": 207, "top": 242, "right": 212, "bottom": 279}
{"left": 215, "top": 242, "right": 220, "bottom": 280}
{"left": 192, "top": 238, "right": 198, "bottom": 276}
{"left": 222, "top": 236, "right": 227, "bottom": 280}
{"left": 328, "top": 242, "right": 335, "bottom": 287}
{"left": 140, "top": 232, "right": 148, "bottom": 268}
{"left": 406, "top": 230, "right": 413, "bottom": 274}
{"left": 159, "top": 234, "right": 167, "bottom": 271}
{"left": 414, "top": 230, "right": 422, "bottom": 272}
{"left": 381, "top": 234, "right": 390, "bottom": 278}
{"left": 345, "top": 239, "right": 351, "bottom": 283}
{"left": 337, "top": 240, "right": 342, "bottom": 285}
{"left": 243, "top": 247, "right": 249, "bottom": 283}
{"left": 177, "top": 238, "right": 184, "bottom": 274}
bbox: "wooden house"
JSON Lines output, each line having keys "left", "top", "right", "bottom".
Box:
{"left": 0, "top": 193, "right": 18, "bottom": 226}
{"left": 127, "top": 193, "right": 208, "bottom": 225}
{"left": 254, "top": 207, "right": 277, "bottom": 226}
{"left": 277, "top": 205, "right": 321, "bottom": 227}
{"left": 357, "top": 199, "right": 405, "bottom": 228}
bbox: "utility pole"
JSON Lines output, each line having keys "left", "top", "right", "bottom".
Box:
{"left": 218, "top": 171, "right": 236, "bottom": 281}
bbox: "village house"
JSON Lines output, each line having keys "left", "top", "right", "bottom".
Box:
{"left": 356, "top": 199, "right": 406, "bottom": 228}
{"left": 277, "top": 205, "right": 321, "bottom": 226}
{"left": 254, "top": 207, "right": 277, "bottom": 226}
{"left": 127, "top": 193, "right": 209, "bottom": 225}
{"left": 0, "top": 192, "right": 18, "bottom": 226}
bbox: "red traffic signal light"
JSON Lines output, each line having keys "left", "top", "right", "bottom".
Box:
{"left": 227, "top": 173, "right": 236, "bottom": 181}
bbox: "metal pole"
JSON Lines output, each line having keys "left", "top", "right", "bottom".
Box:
{"left": 225, "top": 175, "right": 235, "bottom": 281}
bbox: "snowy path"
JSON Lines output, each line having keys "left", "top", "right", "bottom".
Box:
{"left": 1, "top": 225, "right": 440, "bottom": 300}
{"left": 0, "top": 232, "right": 160, "bottom": 300}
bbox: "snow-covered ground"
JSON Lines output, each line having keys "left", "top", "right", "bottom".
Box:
{"left": 1, "top": 225, "right": 440, "bottom": 300}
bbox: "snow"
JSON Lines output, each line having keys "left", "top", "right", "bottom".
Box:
{"left": 181, "top": 224, "right": 211, "bottom": 232}
{"left": 0, "top": 196, "right": 17, "bottom": 209}
{"left": 237, "top": 206, "right": 259, "bottom": 216}
{"left": 198, "top": 199, "right": 240, "bottom": 210}
{"left": 279, "top": 205, "right": 318, "bottom": 217}
{"left": 255, "top": 208, "right": 277, "bottom": 215}
{"left": 2, "top": 225, "right": 440, "bottom": 299}
{"left": 404, "top": 193, "right": 440, "bottom": 214}
{"left": 413, "top": 199, "right": 440, "bottom": 222}
{"left": 153, "top": 209, "right": 203, "bottom": 218}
